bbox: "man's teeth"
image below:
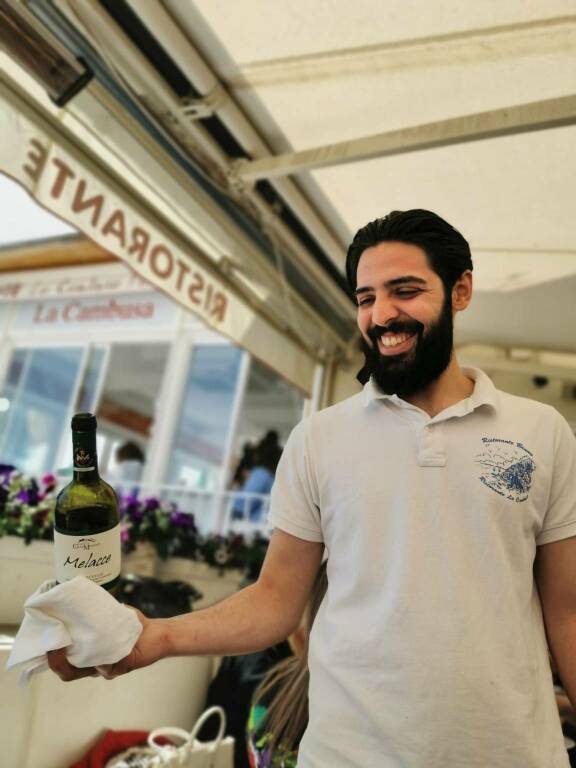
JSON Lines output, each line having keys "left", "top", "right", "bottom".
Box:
{"left": 380, "top": 333, "right": 412, "bottom": 348}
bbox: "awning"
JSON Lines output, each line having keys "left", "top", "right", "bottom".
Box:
{"left": 0, "top": 57, "right": 332, "bottom": 395}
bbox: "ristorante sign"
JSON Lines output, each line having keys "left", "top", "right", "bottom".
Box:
{"left": 22, "top": 138, "right": 228, "bottom": 324}
{"left": 0, "top": 75, "right": 316, "bottom": 394}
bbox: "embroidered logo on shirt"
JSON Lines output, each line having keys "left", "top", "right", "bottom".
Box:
{"left": 475, "top": 438, "right": 535, "bottom": 502}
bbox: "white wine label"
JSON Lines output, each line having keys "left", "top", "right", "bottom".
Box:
{"left": 54, "top": 524, "right": 121, "bottom": 587}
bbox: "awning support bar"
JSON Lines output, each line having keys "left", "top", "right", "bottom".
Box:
{"left": 233, "top": 94, "right": 576, "bottom": 182}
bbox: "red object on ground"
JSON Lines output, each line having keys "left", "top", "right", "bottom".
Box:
{"left": 70, "top": 729, "right": 173, "bottom": 768}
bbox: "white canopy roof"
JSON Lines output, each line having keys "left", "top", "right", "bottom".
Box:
{"left": 164, "top": 0, "right": 576, "bottom": 353}
{"left": 1, "top": 1, "right": 575, "bottom": 383}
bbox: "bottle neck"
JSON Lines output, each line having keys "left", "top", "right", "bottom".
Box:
{"left": 72, "top": 429, "right": 100, "bottom": 484}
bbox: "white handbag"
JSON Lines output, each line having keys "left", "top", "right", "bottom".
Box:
{"left": 106, "top": 706, "right": 234, "bottom": 768}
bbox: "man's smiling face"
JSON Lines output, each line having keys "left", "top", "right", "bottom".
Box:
{"left": 355, "top": 241, "right": 454, "bottom": 397}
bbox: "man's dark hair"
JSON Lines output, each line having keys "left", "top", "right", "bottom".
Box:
{"left": 345, "top": 209, "right": 473, "bottom": 295}
{"left": 116, "top": 441, "right": 145, "bottom": 463}
{"left": 256, "top": 431, "right": 282, "bottom": 473}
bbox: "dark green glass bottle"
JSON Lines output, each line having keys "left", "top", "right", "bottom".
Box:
{"left": 54, "top": 413, "right": 120, "bottom": 592}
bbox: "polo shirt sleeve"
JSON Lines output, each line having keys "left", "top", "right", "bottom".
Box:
{"left": 537, "top": 412, "right": 576, "bottom": 546}
{"left": 267, "top": 420, "right": 323, "bottom": 543}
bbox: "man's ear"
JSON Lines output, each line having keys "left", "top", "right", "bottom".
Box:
{"left": 452, "top": 270, "right": 473, "bottom": 312}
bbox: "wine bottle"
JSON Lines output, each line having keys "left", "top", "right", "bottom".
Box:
{"left": 54, "top": 413, "right": 121, "bottom": 592}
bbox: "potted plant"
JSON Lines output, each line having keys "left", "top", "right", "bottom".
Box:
{"left": 0, "top": 466, "right": 57, "bottom": 624}
{"left": 120, "top": 495, "right": 164, "bottom": 577}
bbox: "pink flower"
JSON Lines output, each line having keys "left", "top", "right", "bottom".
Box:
{"left": 41, "top": 474, "right": 57, "bottom": 490}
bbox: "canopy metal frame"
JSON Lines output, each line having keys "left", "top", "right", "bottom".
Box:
{"left": 233, "top": 94, "right": 576, "bottom": 182}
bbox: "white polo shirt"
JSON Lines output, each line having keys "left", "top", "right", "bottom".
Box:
{"left": 268, "top": 368, "right": 576, "bottom": 768}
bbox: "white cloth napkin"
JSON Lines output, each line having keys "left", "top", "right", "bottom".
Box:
{"left": 6, "top": 576, "right": 143, "bottom": 686}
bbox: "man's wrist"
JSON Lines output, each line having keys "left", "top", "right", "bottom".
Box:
{"left": 156, "top": 616, "right": 180, "bottom": 659}
{"left": 160, "top": 612, "right": 201, "bottom": 658}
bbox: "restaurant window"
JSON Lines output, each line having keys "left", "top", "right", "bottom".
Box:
{"left": 56, "top": 346, "right": 109, "bottom": 478}
{"left": 75, "top": 347, "right": 106, "bottom": 413}
{"left": 166, "top": 345, "right": 244, "bottom": 491}
{"left": 0, "top": 347, "right": 84, "bottom": 476}
{"left": 95, "top": 343, "right": 169, "bottom": 479}
{"left": 231, "top": 358, "right": 305, "bottom": 478}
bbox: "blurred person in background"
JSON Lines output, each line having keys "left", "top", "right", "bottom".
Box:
{"left": 109, "top": 441, "right": 145, "bottom": 497}
{"left": 247, "top": 562, "right": 328, "bottom": 768}
{"left": 198, "top": 562, "right": 327, "bottom": 768}
{"left": 230, "top": 442, "right": 257, "bottom": 490}
{"left": 257, "top": 431, "right": 282, "bottom": 471}
{"left": 233, "top": 431, "right": 282, "bottom": 522}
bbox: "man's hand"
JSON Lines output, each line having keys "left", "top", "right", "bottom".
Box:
{"left": 45, "top": 650, "right": 98, "bottom": 681}
{"left": 47, "top": 530, "right": 323, "bottom": 681}
{"left": 47, "top": 609, "right": 171, "bottom": 682}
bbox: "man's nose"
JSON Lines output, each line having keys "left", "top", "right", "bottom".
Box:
{"left": 371, "top": 295, "right": 400, "bottom": 327}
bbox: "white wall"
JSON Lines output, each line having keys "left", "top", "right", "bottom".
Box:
{"left": 489, "top": 371, "right": 576, "bottom": 427}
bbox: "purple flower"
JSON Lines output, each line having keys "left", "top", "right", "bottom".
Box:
{"left": 120, "top": 497, "right": 144, "bottom": 522}
{"left": 169, "top": 511, "right": 196, "bottom": 530}
{"left": 17, "top": 488, "right": 38, "bottom": 505}
{"left": 0, "top": 464, "right": 15, "bottom": 481}
{"left": 121, "top": 527, "right": 130, "bottom": 544}
{"left": 144, "top": 497, "right": 160, "bottom": 511}
{"left": 129, "top": 505, "right": 144, "bottom": 522}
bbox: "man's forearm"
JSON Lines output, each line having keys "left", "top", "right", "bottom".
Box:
{"left": 47, "top": 530, "right": 321, "bottom": 682}
{"left": 545, "top": 614, "right": 576, "bottom": 709}
{"left": 162, "top": 581, "right": 296, "bottom": 659}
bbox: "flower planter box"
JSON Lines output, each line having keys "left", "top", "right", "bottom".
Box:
{"left": 155, "top": 558, "right": 245, "bottom": 609}
{"left": 0, "top": 537, "right": 54, "bottom": 625}
{"left": 122, "top": 542, "right": 157, "bottom": 578}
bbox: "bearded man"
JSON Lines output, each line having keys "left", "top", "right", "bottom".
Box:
{"left": 50, "top": 210, "right": 576, "bottom": 768}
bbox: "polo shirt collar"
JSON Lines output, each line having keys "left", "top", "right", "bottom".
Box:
{"left": 363, "top": 366, "right": 498, "bottom": 418}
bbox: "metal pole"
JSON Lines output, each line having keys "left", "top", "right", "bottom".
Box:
{"left": 142, "top": 327, "right": 192, "bottom": 488}
{"left": 236, "top": 95, "right": 576, "bottom": 181}
{"left": 302, "top": 362, "right": 326, "bottom": 418}
{"left": 53, "top": 344, "right": 90, "bottom": 472}
{"left": 215, "top": 351, "right": 252, "bottom": 533}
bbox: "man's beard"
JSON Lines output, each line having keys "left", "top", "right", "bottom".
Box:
{"left": 357, "top": 295, "right": 454, "bottom": 399}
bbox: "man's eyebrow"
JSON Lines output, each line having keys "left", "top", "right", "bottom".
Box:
{"left": 354, "top": 276, "right": 427, "bottom": 295}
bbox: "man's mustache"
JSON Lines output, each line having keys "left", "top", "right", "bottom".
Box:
{"left": 367, "top": 321, "right": 423, "bottom": 342}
